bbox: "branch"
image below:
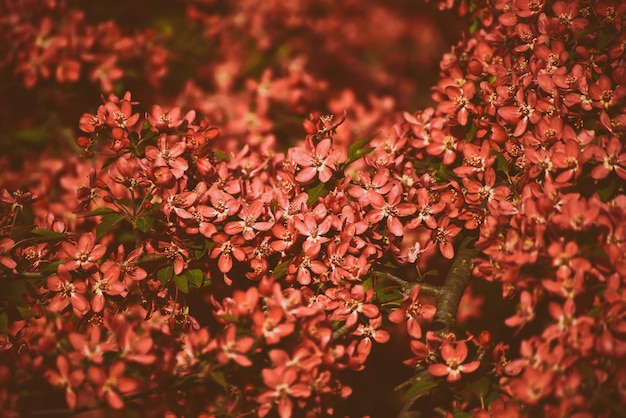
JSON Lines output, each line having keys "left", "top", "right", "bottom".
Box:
{"left": 396, "top": 369, "right": 434, "bottom": 418}
{"left": 5, "top": 271, "right": 48, "bottom": 280}
{"left": 431, "top": 233, "right": 480, "bottom": 335}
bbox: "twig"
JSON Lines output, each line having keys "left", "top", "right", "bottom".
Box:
{"left": 331, "top": 324, "right": 351, "bottom": 341}
{"left": 372, "top": 271, "right": 442, "bottom": 298}
{"left": 5, "top": 271, "right": 48, "bottom": 280}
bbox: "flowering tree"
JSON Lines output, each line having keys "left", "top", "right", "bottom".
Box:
{"left": 1, "top": 0, "right": 625, "bottom": 417}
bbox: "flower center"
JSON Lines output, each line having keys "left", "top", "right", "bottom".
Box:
{"left": 382, "top": 203, "right": 398, "bottom": 218}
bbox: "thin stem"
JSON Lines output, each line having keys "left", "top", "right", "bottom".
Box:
{"left": 373, "top": 270, "right": 411, "bottom": 288}
{"left": 331, "top": 324, "right": 351, "bottom": 342}
{"left": 373, "top": 271, "right": 442, "bottom": 298}
{"left": 5, "top": 271, "right": 48, "bottom": 280}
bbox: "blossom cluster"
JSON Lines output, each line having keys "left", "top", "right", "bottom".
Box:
{"left": 0, "top": 0, "right": 625, "bottom": 417}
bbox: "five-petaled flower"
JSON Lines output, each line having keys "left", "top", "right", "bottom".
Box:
{"left": 428, "top": 341, "right": 480, "bottom": 382}
{"left": 292, "top": 137, "right": 341, "bottom": 183}
{"left": 389, "top": 285, "right": 437, "bottom": 339}
{"left": 257, "top": 366, "right": 311, "bottom": 418}
{"left": 61, "top": 232, "right": 106, "bottom": 271}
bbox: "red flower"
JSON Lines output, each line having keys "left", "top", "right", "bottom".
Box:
{"left": 268, "top": 345, "right": 322, "bottom": 372}
{"left": 327, "top": 285, "right": 380, "bottom": 328}
{"left": 253, "top": 306, "right": 295, "bottom": 345}
{"left": 437, "top": 83, "right": 477, "bottom": 126}
{"left": 87, "top": 361, "right": 138, "bottom": 410}
{"left": 79, "top": 106, "right": 107, "bottom": 133}
{"left": 291, "top": 137, "right": 341, "bottom": 183}
{"left": 504, "top": 290, "right": 536, "bottom": 331}
{"left": 286, "top": 254, "right": 328, "bottom": 286}
{"left": 294, "top": 212, "right": 332, "bottom": 257}
{"left": 89, "top": 268, "right": 126, "bottom": 313}
{"left": 158, "top": 241, "right": 189, "bottom": 275}
{"left": 209, "top": 233, "right": 247, "bottom": 277}
{"left": 352, "top": 315, "right": 391, "bottom": 356}
{"left": 61, "top": 232, "right": 106, "bottom": 271}
{"left": 104, "top": 99, "right": 139, "bottom": 129}
{"left": 144, "top": 135, "right": 189, "bottom": 180}
{"left": 257, "top": 366, "right": 311, "bottom": 418}
{"left": 348, "top": 168, "right": 392, "bottom": 207}
{"left": 224, "top": 200, "right": 273, "bottom": 240}
{"left": 551, "top": 195, "right": 600, "bottom": 232}
{"left": 213, "top": 325, "right": 255, "bottom": 367}
{"left": 44, "top": 356, "right": 84, "bottom": 409}
{"left": 366, "top": 184, "right": 416, "bottom": 236}
{"left": 428, "top": 341, "right": 480, "bottom": 382}
{"left": 426, "top": 127, "right": 458, "bottom": 165}
{"left": 389, "top": 285, "right": 437, "bottom": 339}
{"left": 453, "top": 140, "right": 496, "bottom": 178}
{"left": 408, "top": 187, "right": 445, "bottom": 229}
{"left": 590, "top": 136, "right": 626, "bottom": 180}
{"left": 433, "top": 217, "right": 462, "bottom": 259}
{"left": 46, "top": 265, "right": 89, "bottom": 316}
{"left": 589, "top": 74, "right": 626, "bottom": 110}
{"left": 0, "top": 238, "right": 17, "bottom": 270}
{"left": 497, "top": 89, "right": 541, "bottom": 137}
{"left": 146, "top": 105, "right": 195, "bottom": 131}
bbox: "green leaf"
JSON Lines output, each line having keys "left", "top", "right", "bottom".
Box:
{"left": 345, "top": 147, "right": 375, "bottom": 166}
{"left": 377, "top": 288, "right": 403, "bottom": 305}
{"left": 157, "top": 265, "right": 174, "bottom": 285}
{"left": 271, "top": 259, "right": 290, "bottom": 280}
{"left": 185, "top": 269, "right": 204, "bottom": 287}
{"left": 454, "top": 413, "right": 473, "bottom": 418}
{"left": 96, "top": 213, "right": 124, "bottom": 239}
{"left": 217, "top": 314, "right": 239, "bottom": 323}
{"left": 30, "top": 229, "right": 67, "bottom": 240}
{"left": 83, "top": 207, "right": 117, "bottom": 217}
{"left": 213, "top": 151, "right": 229, "bottom": 161}
{"left": 10, "top": 224, "right": 35, "bottom": 240}
{"left": 492, "top": 151, "right": 509, "bottom": 174}
{"left": 469, "top": 377, "right": 490, "bottom": 401}
{"left": 578, "top": 363, "right": 596, "bottom": 388}
{"left": 101, "top": 155, "right": 119, "bottom": 170}
{"left": 173, "top": 274, "right": 189, "bottom": 293}
{"left": 135, "top": 215, "right": 154, "bottom": 233}
{"left": 128, "top": 131, "right": 139, "bottom": 144}
{"left": 1, "top": 278, "right": 30, "bottom": 305}
{"left": 597, "top": 177, "right": 617, "bottom": 202}
{"left": 40, "top": 261, "right": 62, "bottom": 274}
{"left": 469, "top": 18, "right": 480, "bottom": 35}
{"left": 485, "top": 390, "right": 499, "bottom": 407}
{"left": 189, "top": 239, "right": 210, "bottom": 260}
{"left": 209, "top": 370, "right": 229, "bottom": 388}
{"left": 465, "top": 123, "right": 478, "bottom": 142}
{"left": 401, "top": 380, "right": 438, "bottom": 400}
{"left": 307, "top": 182, "right": 329, "bottom": 206}
{"left": 347, "top": 133, "right": 377, "bottom": 161}
{"left": 362, "top": 277, "right": 373, "bottom": 291}
{"left": 16, "top": 129, "right": 50, "bottom": 144}
{"left": 16, "top": 306, "right": 36, "bottom": 320}
{"left": 0, "top": 312, "right": 7, "bottom": 336}
{"left": 598, "top": 33, "right": 616, "bottom": 50}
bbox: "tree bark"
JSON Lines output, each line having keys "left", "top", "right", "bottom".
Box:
{"left": 431, "top": 233, "right": 480, "bottom": 335}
